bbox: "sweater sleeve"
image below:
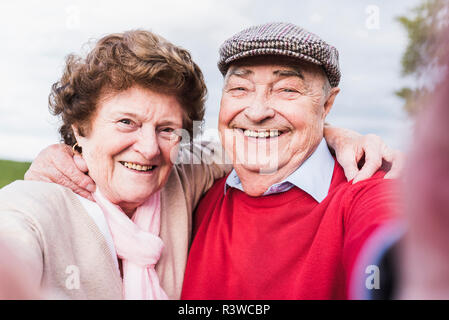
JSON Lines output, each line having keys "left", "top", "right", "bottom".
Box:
{"left": 341, "top": 177, "right": 401, "bottom": 298}
{"left": 0, "top": 209, "right": 44, "bottom": 292}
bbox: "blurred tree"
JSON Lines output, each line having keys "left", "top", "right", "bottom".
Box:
{"left": 396, "top": 0, "right": 449, "bottom": 115}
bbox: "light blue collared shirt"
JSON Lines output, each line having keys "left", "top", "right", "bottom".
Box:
{"left": 225, "top": 138, "right": 335, "bottom": 203}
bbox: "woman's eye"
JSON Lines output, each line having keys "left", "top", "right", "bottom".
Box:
{"left": 117, "top": 119, "right": 138, "bottom": 130}
{"left": 119, "top": 119, "right": 133, "bottom": 125}
{"left": 159, "top": 127, "right": 181, "bottom": 142}
{"left": 282, "top": 88, "right": 298, "bottom": 93}
{"left": 227, "top": 86, "right": 249, "bottom": 96}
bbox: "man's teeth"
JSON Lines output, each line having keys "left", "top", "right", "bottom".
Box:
{"left": 122, "top": 162, "right": 154, "bottom": 172}
{"left": 243, "top": 129, "right": 281, "bottom": 138}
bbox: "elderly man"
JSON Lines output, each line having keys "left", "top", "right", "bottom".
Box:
{"left": 179, "top": 23, "right": 400, "bottom": 299}
{"left": 24, "top": 23, "right": 401, "bottom": 300}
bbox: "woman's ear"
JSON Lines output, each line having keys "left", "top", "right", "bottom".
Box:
{"left": 72, "top": 124, "right": 80, "bottom": 139}
{"left": 71, "top": 124, "right": 89, "bottom": 172}
{"left": 71, "top": 125, "right": 85, "bottom": 148}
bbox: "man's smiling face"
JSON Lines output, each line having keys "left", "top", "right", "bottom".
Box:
{"left": 218, "top": 56, "right": 339, "bottom": 196}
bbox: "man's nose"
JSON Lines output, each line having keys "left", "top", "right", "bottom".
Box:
{"left": 134, "top": 128, "right": 161, "bottom": 160}
{"left": 244, "top": 90, "right": 275, "bottom": 123}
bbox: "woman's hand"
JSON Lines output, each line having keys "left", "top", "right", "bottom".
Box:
{"left": 24, "top": 144, "right": 95, "bottom": 201}
{"left": 324, "top": 125, "right": 404, "bottom": 183}
{"left": 0, "top": 242, "right": 41, "bottom": 299}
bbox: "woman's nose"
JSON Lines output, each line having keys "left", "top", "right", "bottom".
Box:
{"left": 243, "top": 91, "right": 275, "bottom": 123}
{"left": 134, "top": 129, "right": 161, "bottom": 160}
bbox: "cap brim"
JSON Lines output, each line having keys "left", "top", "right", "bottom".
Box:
{"left": 218, "top": 48, "right": 322, "bottom": 75}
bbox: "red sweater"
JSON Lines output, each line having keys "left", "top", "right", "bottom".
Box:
{"left": 181, "top": 163, "right": 399, "bottom": 300}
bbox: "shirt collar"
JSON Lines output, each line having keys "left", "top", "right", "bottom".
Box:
{"left": 225, "top": 138, "right": 335, "bottom": 202}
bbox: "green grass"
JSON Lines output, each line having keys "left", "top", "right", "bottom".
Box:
{"left": 0, "top": 159, "right": 31, "bottom": 188}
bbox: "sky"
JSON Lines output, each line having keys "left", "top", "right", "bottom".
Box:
{"left": 0, "top": 0, "right": 421, "bottom": 161}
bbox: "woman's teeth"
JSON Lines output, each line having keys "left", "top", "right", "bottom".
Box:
{"left": 121, "top": 162, "right": 154, "bottom": 172}
{"left": 243, "top": 129, "right": 282, "bottom": 138}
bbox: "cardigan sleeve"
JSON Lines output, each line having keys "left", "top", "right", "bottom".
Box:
{"left": 0, "top": 209, "right": 44, "bottom": 292}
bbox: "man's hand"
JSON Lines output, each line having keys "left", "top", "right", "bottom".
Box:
{"left": 24, "top": 144, "right": 95, "bottom": 201}
{"left": 324, "top": 125, "right": 404, "bottom": 183}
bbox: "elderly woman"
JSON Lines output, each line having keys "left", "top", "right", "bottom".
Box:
{"left": 0, "top": 30, "right": 398, "bottom": 300}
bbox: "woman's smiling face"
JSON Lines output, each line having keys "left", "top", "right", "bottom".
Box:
{"left": 74, "top": 86, "right": 184, "bottom": 215}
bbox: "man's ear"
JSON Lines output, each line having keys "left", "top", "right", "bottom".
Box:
{"left": 323, "top": 87, "right": 340, "bottom": 119}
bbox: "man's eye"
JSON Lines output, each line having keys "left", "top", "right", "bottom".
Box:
{"left": 231, "top": 87, "right": 247, "bottom": 91}
{"left": 161, "top": 127, "right": 175, "bottom": 133}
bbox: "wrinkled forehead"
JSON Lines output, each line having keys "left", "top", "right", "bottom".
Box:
{"left": 225, "top": 55, "right": 326, "bottom": 81}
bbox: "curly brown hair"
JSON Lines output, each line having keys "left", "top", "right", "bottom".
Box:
{"left": 49, "top": 30, "right": 207, "bottom": 148}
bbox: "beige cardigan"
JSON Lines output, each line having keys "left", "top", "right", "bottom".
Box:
{"left": 0, "top": 144, "right": 231, "bottom": 299}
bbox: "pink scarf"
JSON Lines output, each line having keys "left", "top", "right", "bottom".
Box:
{"left": 93, "top": 190, "right": 168, "bottom": 300}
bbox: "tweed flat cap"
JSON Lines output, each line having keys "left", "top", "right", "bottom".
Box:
{"left": 218, "top": 22, "right": 341, "bottom": 87}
